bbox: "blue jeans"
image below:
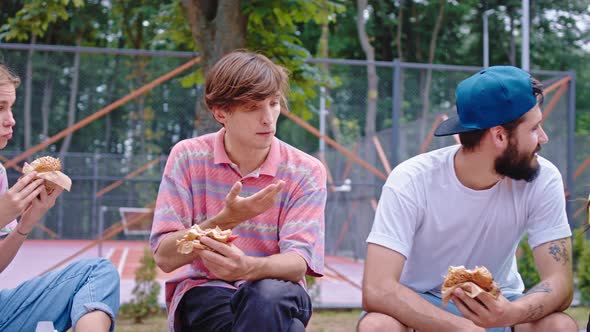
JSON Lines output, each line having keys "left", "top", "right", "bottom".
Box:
{"left": 0, "top": 258, "right": 120, "bottom": 332}
{"left": 178, "top": 279, "right": 312, "bottom": 332}
{"left": 360, "top": 291, "right": 523, "bottom": 332}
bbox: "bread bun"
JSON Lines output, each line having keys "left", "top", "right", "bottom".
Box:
{"left": 29, "top": 156, "right": 62, "bottom": 193}
{"left": 176, "top": 225, "right": 238, "bottom": 254}
{"left": 443, "top": 266, "right": 492, "bottom": 290}
{"left": 443, "top": 265, "right": 500, "bottom": 296}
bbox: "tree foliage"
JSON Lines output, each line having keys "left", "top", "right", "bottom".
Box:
{"left": 119, "top": 246, "right": 161, "bottom": 323}
{"left": 0, "top": 0, "right": 588, "bottom": 152}
{"left": 517, "top": 238, "right": 540, "bottom": 291}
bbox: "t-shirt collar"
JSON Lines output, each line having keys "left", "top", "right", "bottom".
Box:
{"left": 213, "top": 128, "right": 281, "bottom": 177}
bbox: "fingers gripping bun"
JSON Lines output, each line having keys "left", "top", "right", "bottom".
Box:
{"left": 443, "top": 265, "right": 495, "bottom": 291}
{"left": 441, "top": 265, "right": 501, "bottom": 307}
{"left": 29, "top": 156, "right": 62, "bottom": 193}
{"left": 176, "top": 225, "right": 239, "bottom": 254}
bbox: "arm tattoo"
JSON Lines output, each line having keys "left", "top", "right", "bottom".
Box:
{"left": 524, "top": 303, "right": 544, "bottom": 321}
{"left": 548, "top": 239, "right": 570, "bottom": 265}
{"left": 524, "top": 281, "right": 552, "bottom": 296}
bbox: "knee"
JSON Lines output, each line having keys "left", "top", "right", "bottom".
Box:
{"left": 517, "top": 312, "right": 578, "bottom": 332}
{"left": 74, "top": 258, "right": 119, "bottom": 282}
{"left": 240, "top": 279, "right": 306, "bottom": 305}
{"left": 357, "top": 312, "right": 408, "bottom": 332}
{"left": 541, "top": 312, "right": 577, "bottom": 332}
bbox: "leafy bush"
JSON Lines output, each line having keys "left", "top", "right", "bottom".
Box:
{"left": 306, "top": 275, "right": 320, "bottom": 302}
{"left": 120, "top": 246, "right": 162, "bottom": 323}
{"left": 573, "top": 227, "right": 586, "bottom": 272}
{"left": 517, "top": 238, "right": 540, "bottom": 291}
{"left": 577, "top": 240, "right": 590, "bottom": 305}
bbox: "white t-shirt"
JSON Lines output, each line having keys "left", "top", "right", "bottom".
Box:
{"left": 367, "top": 145, "right": 571, "bottom": 297}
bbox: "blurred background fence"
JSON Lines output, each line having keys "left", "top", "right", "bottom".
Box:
{"left": 0, "top": 44, "right": 585, "bottom": 261}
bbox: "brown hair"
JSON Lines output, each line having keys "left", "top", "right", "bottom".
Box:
{"left": 204, "top": 51, "right": 289, "bottom": 113}
{"left": 0, "top": 64, "right": 20, "bottom": 88}
{"left": 458, "top": 77, "right": 544, "bottom": 150}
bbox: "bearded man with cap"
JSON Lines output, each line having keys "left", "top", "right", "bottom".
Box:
{"left": 358, "top": 66, "right": 576, "bottom": 332}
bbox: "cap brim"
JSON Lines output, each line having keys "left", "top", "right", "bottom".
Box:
{"left": 434, "top": 115, "right": 478, "bottom": 137}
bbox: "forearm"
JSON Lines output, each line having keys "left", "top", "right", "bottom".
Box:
{"left": 244, "top": 252, "right": 307, "bottom": 283}
{"left": 153, "top": 212, "right": 231, "bottom": 272}
{"left": 363, "top": 282, "right": 478, "bottom": 331}
{"left": 153, "top": 229, "right": 201, "bottom": 273}
{"left": 0, "top": 229, "right": 28, "bottom": 273}
{"left": 510, "top": 276, "right": 573, "bottom": 324}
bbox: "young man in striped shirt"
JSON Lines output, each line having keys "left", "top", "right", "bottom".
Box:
{"left": 150, "top": 51, "right": 327, "bottom": 332}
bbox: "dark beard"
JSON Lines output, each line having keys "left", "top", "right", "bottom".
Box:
{"left": 494, "top": 142, "right": 541, "bottom": 182}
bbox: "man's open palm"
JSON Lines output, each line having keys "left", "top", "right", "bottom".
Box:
{"left": 218, "top": 180, "right": 285, "bottom": 229}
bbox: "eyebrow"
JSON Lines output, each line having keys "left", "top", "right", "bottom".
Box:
{"left": 532, "top": 118, "right": 543, "bottom": 127}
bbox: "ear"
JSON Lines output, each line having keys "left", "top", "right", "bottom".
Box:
{"left": 489, "top": 126, "right": 508, "bottom": 149}
{"left": 211, "top": 107, "right": 228, "bottom": 125}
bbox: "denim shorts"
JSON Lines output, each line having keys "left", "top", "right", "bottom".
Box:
{"left": 0, "top": 258, "right": 120, "bottom": 332}
{"left": 360, "top": 291, "right": 523, "bottom": 332}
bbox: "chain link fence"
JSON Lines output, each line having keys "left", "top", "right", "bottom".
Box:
{"left": 0, "top": 45, "right": 583, "bottom": 262}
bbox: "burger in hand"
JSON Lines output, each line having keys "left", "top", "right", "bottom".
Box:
{"left": 441, "top": 265, "right": 501, "bottom": 307}
{"left": 176, "top": 225, "right": 239, "bottom": 254}
{"left": 23, "top": 156, "right": 72, "bottom": 193}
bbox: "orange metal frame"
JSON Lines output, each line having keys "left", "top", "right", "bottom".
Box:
{"left": 12, "top": 66, "right": 580, "bottom": 273}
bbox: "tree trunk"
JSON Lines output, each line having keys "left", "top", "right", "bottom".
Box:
{"left": 104, "top": 38, "right": 125, "bottom": 153}
{"left": 40, "top": 54, "right": 54, "bottom": 141}
{"left": 418, "top": 0, "right": 445, "bottom": 146}
{"left": 318, "top": 21, "right": 342, "bottom": 144}
{"left": 396, "top": 1, "right": 404, "bottom": 63}
{"left": 134, "top": 58, "right": 148, "bottom": 155}
{"left": 507, "top": 6, "right": 517, "bottom": 66}
{"left": 24, "top": 34, "right": 35, "bottom": 150}
{"left": 395, "top": 1, "right": 405, "bottom": 123}
{"left": 59, "top": 36, "right": 82, "bottom": 156}
{"left": 356, "top": 0, "right": 378, "bottom": 138}
{"left": 182, "top": 0, "right": 248, "bottom": 132}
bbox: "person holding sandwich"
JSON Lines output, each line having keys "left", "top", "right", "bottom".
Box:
{"left": 0, "top": 64, "right": 120, "bottom": 332}
{"left": 359, "top": 66, "right": 576, "bottom": 331}
{"left": 150, "top": 51, "right": 327, "bottom": 332}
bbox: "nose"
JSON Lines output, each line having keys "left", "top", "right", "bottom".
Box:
{"left": 3, "top": 110, "right": 15, "bottom": 127}
{"left": 538, "top": 125, "right": 549, "bottom": 145}
{"left": 260, "top": 104, "right": 274, "bottom": 125}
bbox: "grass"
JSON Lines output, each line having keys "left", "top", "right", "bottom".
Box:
{"left": 113, "top": 307, "right": 588, "bottom": 331}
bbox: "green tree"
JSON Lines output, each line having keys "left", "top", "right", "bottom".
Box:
{"left": 180, "top": 0, "right": 345, "bottom": 127}
{"left": 578, "top": 238, "right": 590, "bottom": 305}
{"left": 517, "top": 239, "right": 540, "bottom": 291}
{"left": 120, "top": 246, "right": 162, "bottom": 323}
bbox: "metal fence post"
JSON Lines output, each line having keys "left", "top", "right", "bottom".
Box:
{"left": 98, "top": 206, "right": 106, "bottom": 257}
{"left": 391, "top": 59, "right": 401, "bottom": 167}
{"left": 91, "top": 153, "right": 99, "bottom": 238}
{"left": 566, "top": 70, "right": 576, "bottom": 228}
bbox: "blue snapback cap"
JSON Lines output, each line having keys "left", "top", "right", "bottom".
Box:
{"left": 435, "top": 66, "right": 537, "bottom": 137}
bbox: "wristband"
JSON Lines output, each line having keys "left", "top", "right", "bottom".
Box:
{"left": 16, "top": 228, "right": 29, "bottom": 237}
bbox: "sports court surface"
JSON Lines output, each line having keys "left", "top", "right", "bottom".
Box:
{"left": 0, "top": 240, "right": 363, "bottom": 308}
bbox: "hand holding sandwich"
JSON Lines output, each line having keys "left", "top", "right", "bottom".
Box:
{"left": 198, "top": 236, "right": 254, "bottom": 282}
{"left": 6, "top": 156, "right": 70, "bottom": 233}
{"left": 0, "top": 172, "right": 45, "bottom": 227}
{"left": 444, "top": 266, "right": 516, "bottom": 328}
{"left": 18, "top": 185, "right": 64, "bottom": 234}
{"left": 452, "top": 286, "right": 519, "bottom": 328}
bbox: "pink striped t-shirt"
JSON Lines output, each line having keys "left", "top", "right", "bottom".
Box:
{"left": 150, "top": 128, "right": 327, "bottom": 331}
